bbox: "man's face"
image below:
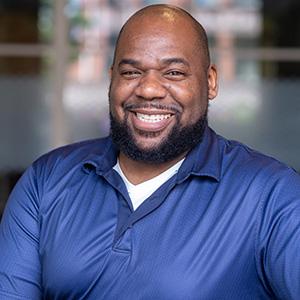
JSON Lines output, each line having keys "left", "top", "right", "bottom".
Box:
{"left": 109, "top": 13, "right": 217, "bottom": 162}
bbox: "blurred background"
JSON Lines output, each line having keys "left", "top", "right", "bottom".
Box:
{"left": 1, "top": 0, "right": 300, "bottom": 215}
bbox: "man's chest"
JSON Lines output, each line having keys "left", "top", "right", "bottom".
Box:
{"left": 39, "top": 178, "right": 266, "bottom": 299}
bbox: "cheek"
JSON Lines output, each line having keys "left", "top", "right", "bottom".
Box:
{"left": 110, "top": 80, "right": 135, "bottom": 104}
{"left": 109, "top": 87, "right": 123, "bottom": 120}
{"left": 109, "top": 80, "right": 136, "bottom": 120}
{"left": 168, "top": 85, "right": 206, "bottom": 122}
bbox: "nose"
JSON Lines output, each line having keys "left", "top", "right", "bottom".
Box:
{"left": 135, "top": 72, "right": 167, "bottom": 100}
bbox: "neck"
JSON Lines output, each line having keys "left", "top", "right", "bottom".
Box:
{"left": 118, "top": 152, "right": 186, "bottom": 185}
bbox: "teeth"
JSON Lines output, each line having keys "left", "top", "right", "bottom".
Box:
{"left": 136, "top": 113, "right": 171, "bottom": 123}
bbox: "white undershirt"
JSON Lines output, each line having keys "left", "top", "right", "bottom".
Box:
{"left": 113, "top": 158, "right": 184, "bottom": 210}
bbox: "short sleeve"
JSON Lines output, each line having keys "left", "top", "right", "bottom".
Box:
{"left": 256, "top": 168, "right": 300, "bottom": 299}
{"left": 0, "top": 165, "right": 42, "bottom": 299}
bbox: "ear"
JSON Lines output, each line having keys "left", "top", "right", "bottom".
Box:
{"left": 207, "top": 64, "right": 218, "bottom": 100}
{"left": 109, "top": 65, "right": 113, "bottom": 79}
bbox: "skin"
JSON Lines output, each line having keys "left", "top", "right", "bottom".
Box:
{"left": 109, "top": 5, "right": 218, "bottom": 184}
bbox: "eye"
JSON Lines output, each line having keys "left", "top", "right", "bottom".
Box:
{"left": 120, "top": 69, "right": 141, "bottom": 79}
{"left": 165, "top": 70, "right": 186, "bottom": 80}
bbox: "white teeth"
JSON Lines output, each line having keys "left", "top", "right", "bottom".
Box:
{"left": 136, "top": 113, "right": 171, "bottom": 123}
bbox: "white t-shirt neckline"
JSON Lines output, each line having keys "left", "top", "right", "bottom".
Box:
{"left": 113, "top": 158, "right": 185, "bottom": 210}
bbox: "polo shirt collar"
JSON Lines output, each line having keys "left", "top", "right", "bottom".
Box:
{"left": 82, "top": 138, "right": 118, "bottom": 175}
{"left": 177, "top": 126, "right": 221, "bottom": 182}
{"left": 82, "top": 125, "right": 221, "bottom": 182}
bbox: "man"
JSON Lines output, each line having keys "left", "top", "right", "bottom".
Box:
{"left": 0, "top": 4, "right": 300, "bottom": 299}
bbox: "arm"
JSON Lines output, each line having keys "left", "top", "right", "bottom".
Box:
{"left": 0, "top": 166, "right": 42, "bottom": 299}
{"left": 256, "top": 168, "right": 300, "bottom": 299}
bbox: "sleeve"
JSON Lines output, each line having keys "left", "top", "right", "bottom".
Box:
{"left": 0, "top": 165, "right": 42, "bottom": 299}
{"left": 256, "top": 168, "right": 300, "bottom": 299}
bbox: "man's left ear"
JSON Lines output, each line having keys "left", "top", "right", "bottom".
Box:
{"left": 109, "top": 65, "right": 113, "bottom": 79}
{"left": 207, "top": 64, "right": 218, "bottom": 100}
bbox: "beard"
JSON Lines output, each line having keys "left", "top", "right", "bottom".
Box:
{"left": 110, "top": 108, "right": 208, "bottom": 164}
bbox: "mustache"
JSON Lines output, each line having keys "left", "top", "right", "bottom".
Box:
{"left": 123, "top": 102, "right": 183, "bottom": 114}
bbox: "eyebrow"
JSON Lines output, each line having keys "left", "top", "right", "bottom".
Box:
{"left": 118, "top": 57, "right": 190, "bottom": 68}
{"left": 118, "top": 59, "right": 139, "bottom": 68}
{"left": 161, "top": 57, "right": 190, "bottom": 67}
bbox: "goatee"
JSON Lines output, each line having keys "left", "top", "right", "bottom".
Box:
{"left": 110, "top": 110, "right": 208, "bottom": 164}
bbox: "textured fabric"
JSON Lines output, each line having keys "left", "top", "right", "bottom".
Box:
{"left": 0, "top": 126, "right": 300, "bottom": 299}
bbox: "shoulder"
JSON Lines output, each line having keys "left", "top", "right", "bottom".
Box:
{"left": 40, "top": 137, "right": 111, "bottom": 159}
{"left": 30, "top": 136, "right": 114, "bottom": 181}
{"left": 216, "top": 133, "right": 298, "bottom": 178}
{"left": 209, "top": 132, "right": 300, "bottom": 196}
{"left": 35, "top": 136, "right": 110, "bottom": 163}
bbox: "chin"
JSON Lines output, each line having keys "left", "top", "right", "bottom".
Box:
{"left": 134, "top": 141, "right": 164, "bottom": 153}
{"left": 110, "top": 110, "right": 208, "bottom": 164}
{"left": 132, "top": 131, "right": 170, "bottom": 148}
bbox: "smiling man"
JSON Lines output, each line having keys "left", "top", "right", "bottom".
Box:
{"left": 109, "top": 6, "right": 217, "bottom": 184}
{"left": 1, "top": 4, "right": 300, "bottom": 300}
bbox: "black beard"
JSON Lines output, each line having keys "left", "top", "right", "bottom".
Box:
{"left": 110, "top": 110, "right": 208, "bottom": 164}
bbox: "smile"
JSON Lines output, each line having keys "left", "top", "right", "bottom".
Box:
{"left": 136, "top": 113, "right": 172, "bottom": 123}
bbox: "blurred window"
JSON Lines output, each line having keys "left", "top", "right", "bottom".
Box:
{"left": 1, "top": 0, "right": 300, "bottom": 216}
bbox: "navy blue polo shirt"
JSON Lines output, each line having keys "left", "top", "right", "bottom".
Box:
{"left": 1, "top": 126, "right": 300, "bottom": 299}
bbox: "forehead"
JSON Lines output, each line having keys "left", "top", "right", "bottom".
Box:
{"left": 115, "top": 14, "right": 202, "bottom": 64}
